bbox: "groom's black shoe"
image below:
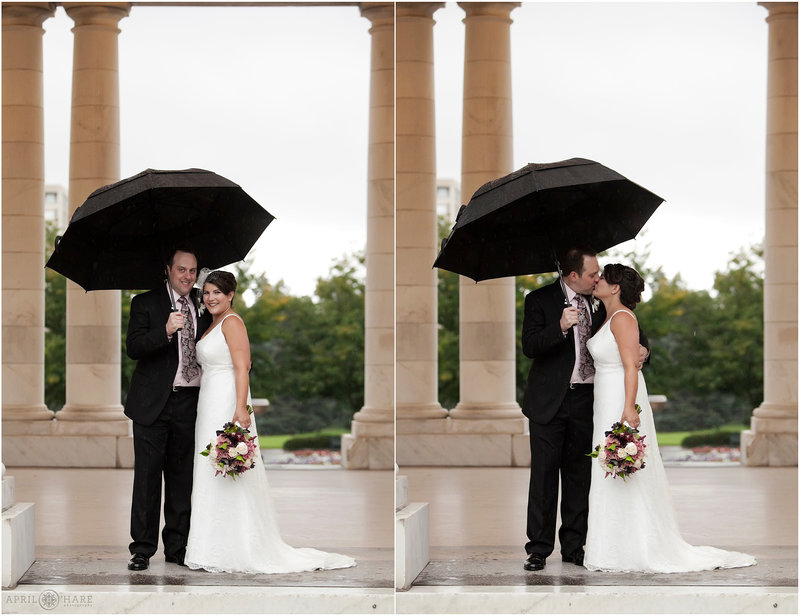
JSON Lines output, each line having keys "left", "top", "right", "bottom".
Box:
{"left": 523, "top": 553, "right": 546, "bottom": 571}
{"left": 562, "top": 548, "right": 585, "bottom": 567}
{"left": 165, "top": 553, "right": 186, "bottom": 567}
{"left": 127, "top": 553, "right": 149, "bottom": 571}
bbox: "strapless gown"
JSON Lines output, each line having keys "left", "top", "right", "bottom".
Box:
{"left": 185, "top": 313, "right": 356, "bottom": 573}
{"left": 583, "top": 309, "right": 755, "bottom": 573}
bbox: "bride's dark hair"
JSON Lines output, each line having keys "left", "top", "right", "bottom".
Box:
{"left": 204, "top": 270, "right": 237, "bottom": 306}
{"left": 602, "top": 263, "right": 645, "bottom": 310}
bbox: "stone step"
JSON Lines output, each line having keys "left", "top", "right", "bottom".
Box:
{"left": 395, "top": 502, "right": 430, "bottom": 591}
{"left": 395, "top": 475, "right": 409, "bottom": 511}
{"left": 2, "top": 476, "right": 15, "bottom": 512}
{"left": 2, "top": 501, "right": 35, "bottom": 589}
{"left": 395, "top": 585, "right": 798, "bottom": 614}
{"left": 1, "top": 585, "right": 393, "bottom": 613}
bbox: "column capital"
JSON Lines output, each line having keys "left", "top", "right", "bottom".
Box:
{"left": 359, "top": 2, "right": 393, "bottom": 29}
{"left": 759, "top": 2, "right": 798, "bottom": 22}
{"left": 458, "top": 2, "right": 520, "bottom": 20}
{"left": 1, "top": 2, "right": 56, "bottom": 28}
{"left": 397, "top": 2, "right": 444, "bottom": 20}
{"left": 63, "top": 2, "right": 130, "bottom": 29}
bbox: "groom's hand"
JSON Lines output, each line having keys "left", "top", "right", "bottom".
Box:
{"left": 166, "top": 311, "right": 184, "bottom": 337}
{"left": 636, "top": 344, "right": 649, "bottom": 370}
{"left": 560, "top": 307, "right": 578, "bottom": 333}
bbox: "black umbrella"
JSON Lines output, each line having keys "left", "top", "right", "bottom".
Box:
{"left": 46, "top": 168, "right": 275, "bottom": 298}
{"left": 433, "top": 157, "right": 663, "bottom": 299}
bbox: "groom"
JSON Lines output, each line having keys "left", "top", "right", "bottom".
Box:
{"left": 124, "top": 248, "right": 211, "bottom": 571}
{"left": 521, "top": 248, "right": 648, "bottom": 571}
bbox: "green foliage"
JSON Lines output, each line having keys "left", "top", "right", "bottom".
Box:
{"left": 437, "top": 216, "right": 461, "bottom": 408}
{"left": 44, "top": 224, "right": 66, "bottom": 411}
{"left": 239, "top": 254, "right": 365, "bottom": 435}
{"left": 633, "top": 245, "right": 763, "bottom": 432}
{"left": 681, "top": 428, "right": 743, "bottom": 448}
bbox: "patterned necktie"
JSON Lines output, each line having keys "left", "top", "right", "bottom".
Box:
{"left": 575, "top": 295, "right": 595, "bottom": 381}
{"left": 178, "top": 296, "right": 200, "bottom": 382}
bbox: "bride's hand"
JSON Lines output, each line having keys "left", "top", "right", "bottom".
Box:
{"left": 621, "top": 406, "right": 640, "bottom": 429}
{"left": 233, "top": 406, "right": 251, "bottom": 430}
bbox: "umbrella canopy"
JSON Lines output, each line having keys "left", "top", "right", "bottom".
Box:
{"left": 433, "top": 158, "right": 664, "bottom": 282}
{"left": 46, "top": 168, "right": 275, "bottom": 291}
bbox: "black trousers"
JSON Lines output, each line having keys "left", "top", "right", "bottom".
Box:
{"left": 129, "top": 387, "right": 199, "bottom": 558}
{"left": 525, "top": 385, "right": 594, "bottom": 558}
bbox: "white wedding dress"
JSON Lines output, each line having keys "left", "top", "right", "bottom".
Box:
{"left": 185, "top": 313, "right": 356, "bottom": 574}
{"left": 583, "top": 309, "right": 755, "bottom": 573}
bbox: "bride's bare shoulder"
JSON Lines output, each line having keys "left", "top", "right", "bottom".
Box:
{"left": 609, "top": 309, "right": 638, "bottom": 337}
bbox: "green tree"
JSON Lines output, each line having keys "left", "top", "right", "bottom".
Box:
{"left": 239, "top": 253, "right": 365, "bottom": 435}
{"left": 437, "top": 217, "right": 461, "bottom": 409}
{"left": 44, "top": 223, "right": 66, "bottom": 411}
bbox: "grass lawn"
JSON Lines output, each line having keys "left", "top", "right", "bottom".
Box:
{"left": 657, "top": 423, "right": 749, "bottom": 448}
{"left": 259, "top": 428, "right": 347, "bottom": 450}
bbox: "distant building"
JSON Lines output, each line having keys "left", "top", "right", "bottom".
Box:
{"left": 44, "top": 184, "right": 69, "bottom": 233}
{"left": 436, "top": 178, "right": 461, "bottom": 222}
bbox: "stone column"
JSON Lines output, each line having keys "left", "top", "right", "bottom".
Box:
{"left": 446, "top": 2, "right": 527, "bottom": 465}
{"left": 2, "top": 2, "right": 57, "bottom": 423}
{"left": 341, "top": 2, "right": 394, "bottom": 470}
{"left": 395, "top": 2, "right": 447, "bottom": 442}
{"left": 57, "top": 3, "right": 130, "bottom": 428}
{"left": 742, "top": 2, "right": 798, "bottom": 467}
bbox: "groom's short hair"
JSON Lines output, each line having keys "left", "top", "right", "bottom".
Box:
{"left": 561, "top": 247, "right": 597, "bottom": 277}
{"left": 166, "top": 247, "right": 198, "bottom": 268}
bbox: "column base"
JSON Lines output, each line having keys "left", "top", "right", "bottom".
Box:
{"left": 741, "top": 428, "right": 798, "bottom": 467}
{"left": 753, "top": 402, "right": 798, "bottom": 420}
{"left": 56, "top": 404, "right": 126, "bottom": 422}
{"left": 448, "top": 401, "right": 524, "bottom": 421}
{"left": 396, "top": 402, "right": 448, "bottom": 421}
{"left": 340, "top": 432, "right": 393, "bottom": 470}
{"left": 2, "top": 417, "right": 133, "bottom": 468}
{"left": 397, "top": 412, "right": 530, "bottom": 467}
{"left": 1, "top": 405, "right": 54, "bottom": 422}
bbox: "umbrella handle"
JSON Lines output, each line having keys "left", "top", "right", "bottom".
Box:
{"left": 551, "top": 249, "right": 570, "bottom": 307}
{"left": 166, "top": 281, "right": 183, "bottom": 331}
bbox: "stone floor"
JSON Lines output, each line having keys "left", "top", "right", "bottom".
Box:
{"left": 3, "top": 467, "right": 393, "bottom": 613}
{"left": 3, "top": 463, "right": 798, "bottom": 614}
{"left": 397, "top": 464, "right": 798, "bottom": 613}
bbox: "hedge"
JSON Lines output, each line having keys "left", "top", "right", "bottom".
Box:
{"left": 680, "top": 429, "right": 741, "bottom": 448}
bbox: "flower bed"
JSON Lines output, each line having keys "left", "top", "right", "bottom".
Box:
{"left": 261, "top": 448, "right": 342, "bottom": 466}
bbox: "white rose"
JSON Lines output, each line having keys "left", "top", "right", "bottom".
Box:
{"left": 235, "top": 442, "right": 248, "bottom": 456}
{"left": 617, "top": 448, "right": 628, "bottom": 459}
{"left": 625, "top": 442, "right": 638, "bottom": 456}
{"left": 634, "top": 459, "right": 643, "bottom": 468}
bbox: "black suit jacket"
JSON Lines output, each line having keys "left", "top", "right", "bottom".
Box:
{"left": 124, "top": 285, "right": 211, "bottom": 426}
{"left": 521, "top": 280, "right": 650, "bottom": 425}
{"left": 521, "top": 281, "right": 606, "bottom": 425}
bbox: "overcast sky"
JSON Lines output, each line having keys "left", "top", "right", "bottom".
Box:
{"left": 43, "top": 2, "right": 769, "bottom": 296}
{"left": 43, "top": 3, "right": 371, "bottom": 297}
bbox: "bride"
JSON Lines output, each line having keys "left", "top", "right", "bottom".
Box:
{"left": 583, "top": 263, "right": 755, "bottom": 573}
{"left": 184, "top": 270, "right": 356, "bottom": 574}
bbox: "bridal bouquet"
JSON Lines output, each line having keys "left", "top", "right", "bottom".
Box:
{"left": 588, "top": 404, "right": 647, "bottom": 481}
{"left": 200, "top": 406, "right": 258, "bottom": 480}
